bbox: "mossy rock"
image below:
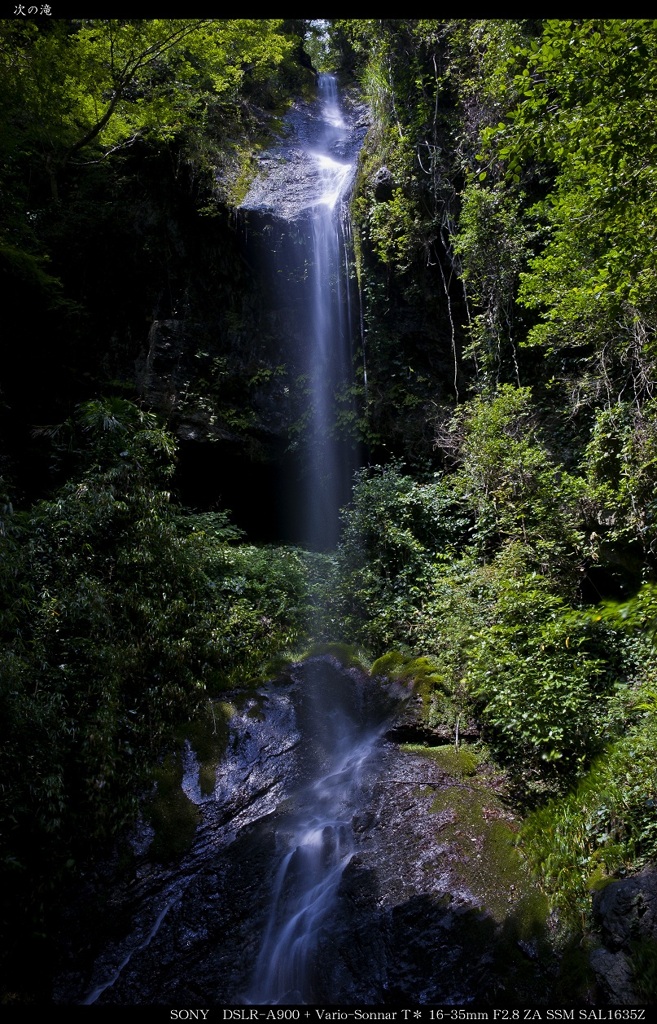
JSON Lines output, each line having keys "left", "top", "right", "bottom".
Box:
{"left": 405, "top": 741, "right": 547, "bottom": 934}
{"left": 371, "top": 651, "right": 450, "bottom": 694}
{"left": 146, "top": 701, "right": 235, "bottom": 854}
{"left": 303, "top": 642, "right": 370, "bottom": 671}
{"left": 262, "top": 652, "right": 297, "bottom": 678}
{"left": 148, "top": 753, "right": 200, "bottom": 862}
{"left": 428, "top": 782, "right": 548, "bottom": 934}
{"left": 402, "top": 746, "right": 556, "bottom": 1000}
{"left": 370, "top": 650, "right": 409, "bottom": 678}
{"left": 399, "top": 656, "right": 447, "bottom": 686}
{"left": 586, "top": 861, "right": 615, "bottom": 893}
{"left": 184, "top": 700, "right": 234, "bottom": 797}
{"left": 402, "top": 742, "right": 480, "bottom": 778}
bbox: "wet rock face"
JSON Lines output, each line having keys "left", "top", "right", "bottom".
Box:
{"left": 312, "top": 742, "right": 554, "bottom": 1006}
{"left": 589, "top": 867, "right": 657, "bottom": 1003}
{"left": 371, "top": 166, "right": 394, "bottom": 203}
{"left": 241, "top": 84, "right": 367, "bottom": 222}
{"left": 593, "top": 867, "right": 657, "bottom": 950}
{"left": 53, "top": 660, "right": 553, "bottom": 1006}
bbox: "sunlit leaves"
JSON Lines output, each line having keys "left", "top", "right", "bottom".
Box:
{"left": 0, "top": 19, "right": 294, "bottom": 168}
{"left": 467, "top": 589, "right": 617, "bottom": 778}
{"left": 521, "top": 716, "right": 657, "bottom": 924}
{"left": 450, "top": 385, "right": 584, "bottom": 579}
{"left": 487, "top": 20, "right": 657, "bottom": 357}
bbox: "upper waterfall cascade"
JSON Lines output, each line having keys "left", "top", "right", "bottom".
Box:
{"left": 242, "top": 75, "right": 366, "bottom": 221}
{"left": 242, "top": 75, "right": 367, "bottom": 551}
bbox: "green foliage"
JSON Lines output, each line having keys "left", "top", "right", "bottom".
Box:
{"left": 465, "top": 19, "right": 657, "bottom": 410}
{"left": 0, "top": 400, "right": 314, "bottom": 989}
{"left": 581, "top": 401, "right": 657, "bottom": 566}
{"left": 409, "top": 547, "right": 493, "bottom": 680}
{"left": 511, "top": 21, "right": 657, "bottom": 348}
{"left": 342, "top": 486, "right": 634, "bottom": 794}
{"left": 453, "top": 185, "right": 539, "bottom": 382}
{"left": 520, "top": 715, "right": 657, "bottom": 927}
{"left": 408, "top": 536, "right": 633, "bottom": 795}
{"left": 0, "top": 20, "right": 296, "bottom": 173}
{"left": 450, "top": 386, "right": 584, "bottom": 581}
{"left": 303, "top": 20, "right": 335, "bottom": 72}
{"left": 204, "top": 543, "right": 311, "bottom": 687}
{"left": 593, "top": 581, "right": 657, "bottom": 640}
{"left": 325, "top": 464, "right": 470, "bottom": 650}
{"left": 326, "top": 456, "right": 630, "bottom": 787}
{"left": 2, "top": 403, "right": 210, "bottom": 843}
{"left": 0, "top": 238, "right": 64, "bottom": 306}
{"left": 516, "top": 582, "right": 657, "bottom": 925}
{"left": 465, "top": 584, "right": 624, "bottom": 787}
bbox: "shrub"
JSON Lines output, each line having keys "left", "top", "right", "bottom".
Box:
{"left": 326, "top": 464, "right": 470, "bottom": 650}
{"left": 520, "top": 716, "right": 657, "bottom": 927}
{"left": 466, "top": 582, "right": 625, "bottom": 788}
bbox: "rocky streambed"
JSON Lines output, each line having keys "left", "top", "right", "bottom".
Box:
{"left": 52, "top": 657, "right": 636, "bottom": 1006}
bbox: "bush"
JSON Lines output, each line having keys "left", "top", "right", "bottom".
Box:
{"left": 0, "top": 401, "right": 315, "bottom": 990}
{"left": 520, "top": 715, "right": 657, "bottom": 928}
{"left": 451, "top": 386, "right": 584, "bottom": 585}
{"left": 326, "top": 464, "right": 470, "bottom": 650}
{"left": 465, "top": 579, "right": 626, "bottom": 789}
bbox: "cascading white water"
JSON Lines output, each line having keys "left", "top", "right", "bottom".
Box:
{"left": 304, "top": 74, "right": 358, "bottom": 551}
{"left": 240, "top": 72, "right": 363, "bottom": 550}
{"left": 246, "top": 77, "right": 375, "bottom": 1004}
{"left": 247, "top": 661, "right": 386, "bottom": 1005}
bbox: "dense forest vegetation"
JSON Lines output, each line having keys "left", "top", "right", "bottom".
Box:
{"left": 2, "top": 17, "right": 657, "bottom": 1001}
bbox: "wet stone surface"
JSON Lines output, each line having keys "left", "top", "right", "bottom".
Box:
{"left": 241, "top": 82, "right": 367, "bottom": 223}
{"left": 52, "top": 659, "right": 556, "bottom": 1006}
{"left": 312, "top": 742, "right": 555, "bottom": 1006}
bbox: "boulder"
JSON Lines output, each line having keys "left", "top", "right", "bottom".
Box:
{"left": 372, "top": 166, "right": 394, "bottom": 202}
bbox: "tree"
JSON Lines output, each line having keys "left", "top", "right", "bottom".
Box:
{"left": 0, "top": 19, "right": 295, "bottom": 196}
{"left": 479, "top": 20, "right": 657, "bottom": 400}
{"left": 450, "top": 385, "right": 583, "bottom": 578}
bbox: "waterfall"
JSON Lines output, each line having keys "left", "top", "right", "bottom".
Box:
{"left": 244, "top": 76, "right": 374, "bottom": 1004}
{"left": 241, "top": 73, "right": 363, "bottom": 552}
{"left": 299, "top": 74, "right": 359, "bottom": 551}
{"left": 247, "top": 660, "right": 386, "bottom": 1005}
{"left": 50, "top": 65, "right": 555, "bottom": 1013}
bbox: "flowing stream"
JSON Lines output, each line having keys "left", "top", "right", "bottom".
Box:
{"left": 247, "top": 666, "right": 387, "bottom": 1004}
